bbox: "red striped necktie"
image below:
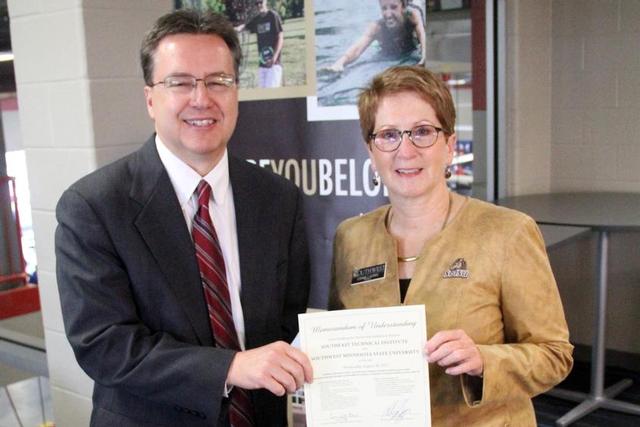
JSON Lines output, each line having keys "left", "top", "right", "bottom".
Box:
{"left": 192, "top": 180, "right": 254, "bottom": 427}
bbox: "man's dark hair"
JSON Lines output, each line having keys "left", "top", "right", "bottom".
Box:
{"left": 140, "top": 9, "right": 242, "bottom": 85}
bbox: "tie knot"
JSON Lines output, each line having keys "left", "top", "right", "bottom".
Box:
{"left": 196, "top": 180, "right": 211, "bottom": 207}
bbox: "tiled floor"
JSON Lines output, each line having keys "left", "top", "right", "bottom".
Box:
{"left": 0, "top": 311, "right": 54, "bottom": 426}
{"left": 0, "top": 360, "right": 32, "bottom": 387}
{"left": 0, "top": 311, "right": 47, "bottom": 388}
{"left": 534, "top": 361, "right": 640, "bottom": 427}
{"left": 0, "top": 376, "right": 54, "bottom": 427}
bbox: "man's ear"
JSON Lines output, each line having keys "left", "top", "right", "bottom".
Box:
{"left": 144, "top": 86, "right": 155, "bottom": 120}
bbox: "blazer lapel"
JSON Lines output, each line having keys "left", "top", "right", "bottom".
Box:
{"left": 130, "top": 138, "right": 213, "bottom": 346}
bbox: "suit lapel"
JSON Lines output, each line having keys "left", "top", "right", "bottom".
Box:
{"left": 130, "top": 139, "right": 213, "bottom": 346}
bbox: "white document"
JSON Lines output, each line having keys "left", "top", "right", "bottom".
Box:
{"left": 299, "top": 305, "right": 430, "bottom": 427}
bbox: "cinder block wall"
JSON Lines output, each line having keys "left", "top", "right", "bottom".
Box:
{"left": 9, "top": 1, "right": 170, "bottom": 424}
{"left": 505, "top": 0, "right": 552, "bottom": 195}
{"left": 551, "top": 0, "right": 640, "bottom": 191}
{"left": 506, "top": 0, "right": 640, "bottom": 356}
{"left": 548, "top": 0, "right": 640, "bottom": 355}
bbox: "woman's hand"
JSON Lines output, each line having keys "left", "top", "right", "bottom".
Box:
{"left": 425, "top": 329, "right": 483, "bottom": 377}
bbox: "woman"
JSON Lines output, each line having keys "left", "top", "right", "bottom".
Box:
{"left": 327, "top": 0, "right": 427, "bottom": 73}
{"left": 329, "top": 65, "right": 573, "bottom": 426}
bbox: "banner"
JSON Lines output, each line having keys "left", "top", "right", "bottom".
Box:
{"left": 176, "top": 0, "right": 477, "bottom": 308}
{"left": 230, "top": 98, "right": 388, "bottom": 307}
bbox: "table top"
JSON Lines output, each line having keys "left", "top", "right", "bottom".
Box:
{"left": 496, "top": 192, "right": 640, "bottom": 230}
{"left": 538, "top": 225, "right": 590, "bottom": 249}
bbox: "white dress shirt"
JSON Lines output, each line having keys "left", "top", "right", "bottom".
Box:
{"left": 155, "top": 136, "right": 246, "bottom": 350}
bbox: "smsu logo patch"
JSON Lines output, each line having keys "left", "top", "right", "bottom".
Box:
{"left": 442, "top": 258, "right": 470, "bottom": 279}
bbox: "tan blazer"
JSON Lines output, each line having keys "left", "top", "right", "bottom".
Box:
{"left": 330, "top": 197, "right": 573, "bottom": 426}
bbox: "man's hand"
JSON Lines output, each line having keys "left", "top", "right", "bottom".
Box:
{"left": 227, "top": 341, "right": 313, "bottom": 396}
{"left": 425, "top": 329, "right": 483, "bottom": 377}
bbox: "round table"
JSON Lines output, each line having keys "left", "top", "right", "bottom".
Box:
{"left": 496, "top": 192, "right": 640, "bottom": 426}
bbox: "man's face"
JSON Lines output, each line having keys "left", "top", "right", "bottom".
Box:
{"left": 144, "top": 34, "right": 238, "bottom": 174}
{"left": 379, "top": 0, "right": 405, "bottom": 28}
{"left": 257, "top": 0, "right": 268, "bottom": 13}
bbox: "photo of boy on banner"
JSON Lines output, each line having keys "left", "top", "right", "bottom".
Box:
{"left": 235, "top": 0, "right": 285, "bottom": 88}
{"left": 309, "top": 0, "right": 426, "bottom": 120}
{"left": 176, "top": 0, "right": 313, "bottom": 99}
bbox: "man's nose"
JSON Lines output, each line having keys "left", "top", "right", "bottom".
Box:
{"left": 190, "top": 80, "right": 213, "bottom": 106}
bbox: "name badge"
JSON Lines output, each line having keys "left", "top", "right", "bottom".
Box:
{"left": 351, "top": 263, "right": 386, "bottom": 285}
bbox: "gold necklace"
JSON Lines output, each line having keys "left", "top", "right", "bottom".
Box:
{"left": 397, "top": 254, "right": 420, "bottom": 262}
{"left": 394, "top": 192, "right": 453, "bottom": 263}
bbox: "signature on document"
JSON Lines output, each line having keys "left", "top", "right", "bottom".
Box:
{"left": 380, "top": 399, "right": 411, "bottom": 422}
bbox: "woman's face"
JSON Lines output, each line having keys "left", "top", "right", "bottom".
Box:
{"left": 379, "top": 0, "right": 406, "bottom": 29}
{"left": 368, "top": 91, "right": 455, "bottom": 201}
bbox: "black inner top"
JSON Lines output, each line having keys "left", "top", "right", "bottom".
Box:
{"left": 399, "top": 278, "right": 411, "bottom": 303}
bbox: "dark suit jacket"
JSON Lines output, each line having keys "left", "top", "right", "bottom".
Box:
{"left": 55, "top": 137, "right": 310, "bottom": 426}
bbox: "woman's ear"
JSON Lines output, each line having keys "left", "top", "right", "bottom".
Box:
{"left": 446, "top": 132, "right": 457, "bottom": 164}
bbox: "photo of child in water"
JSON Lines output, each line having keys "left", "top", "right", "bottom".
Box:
{"left": 315, "top": 0, "right": 426, "bottom": 107}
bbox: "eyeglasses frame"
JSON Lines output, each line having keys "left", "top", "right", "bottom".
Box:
{"left": 368, "top": 124, "right": 446, "bottom": 152}
{"left": 149, "top": 73, "right": 237, "bottom": 94}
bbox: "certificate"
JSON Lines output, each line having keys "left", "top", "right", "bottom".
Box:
{"left": 299, "top": 305, "right": 430, "bottom": 426}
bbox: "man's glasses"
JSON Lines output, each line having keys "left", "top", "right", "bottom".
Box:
{"left": 369, "top": 124, "right": 444, "bottom": 152}
{"left": 150, "top": 73, "right": 236, "bottom": 95}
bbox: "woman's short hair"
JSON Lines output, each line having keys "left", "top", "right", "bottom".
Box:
{"left": 357, "top": 65, "right": 456, "bottom": 143}
{"left": 140, "top": 9, "right": 242, "bottom": 85}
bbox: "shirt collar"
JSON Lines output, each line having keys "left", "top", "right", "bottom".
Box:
{"left": 155, "top": 135, "right": 230, "bottom": 208}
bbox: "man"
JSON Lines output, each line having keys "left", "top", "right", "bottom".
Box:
{"left": 327, "top": 0, "right": 426, "bottom": 73}
{"left": 236, "top": 0, "right": 284, "bottom": 88}
{"left": 55, "top": 10, "right": 312, "bottom": 427}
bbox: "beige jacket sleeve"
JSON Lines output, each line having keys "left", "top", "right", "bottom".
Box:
{"left": 463, "top": 215, "right": 573, "bottom": 406}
